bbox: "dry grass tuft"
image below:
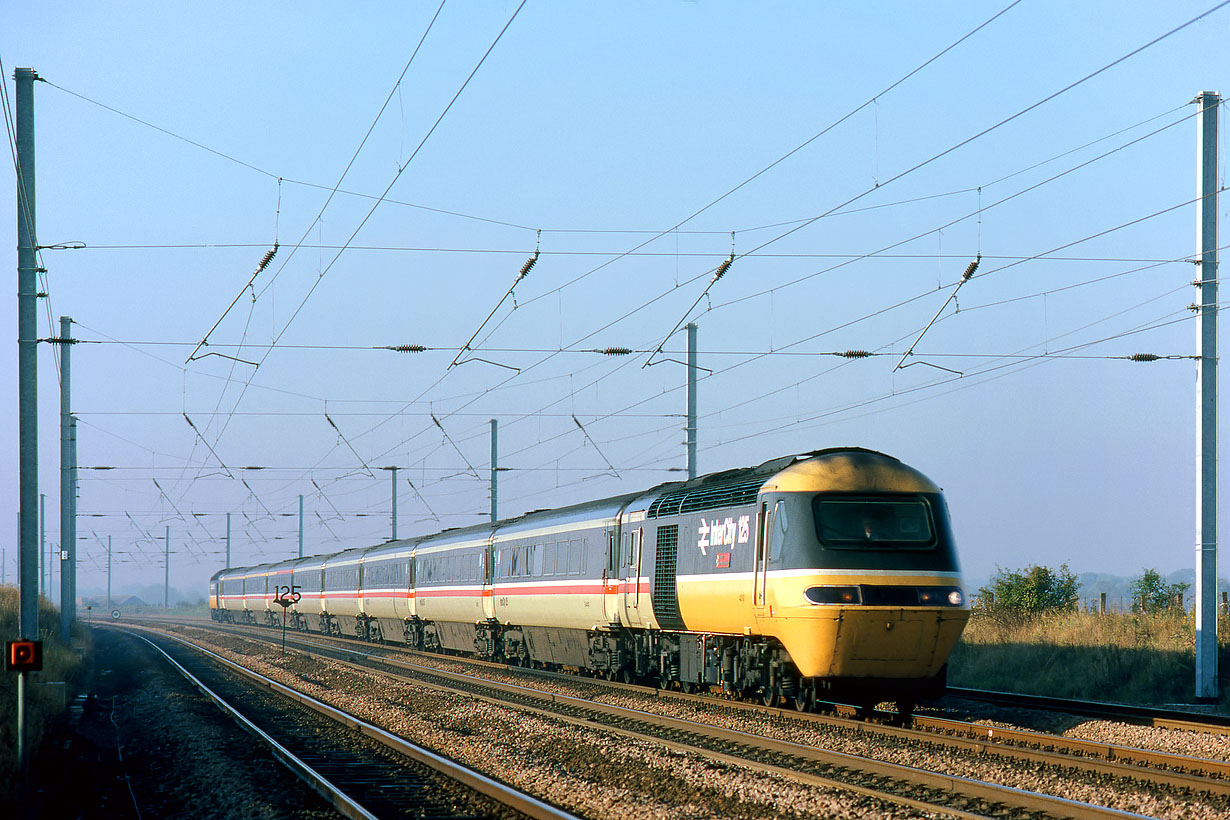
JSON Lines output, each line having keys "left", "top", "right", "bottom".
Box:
{"left": 949, "top": 609, "right": 1230, "bottom": 710}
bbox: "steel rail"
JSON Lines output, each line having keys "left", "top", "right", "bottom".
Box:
{"left": 259, "top": 622, "right": 1230, "bottom": 789}
{"left": 126, "top": 631, "right": 379, "bottom": 820}
{"left": 946, "top": 687, "right": 1230, "bottom": 733}
{"left": 163, "top": 618, "right": 1230, "bottom": 799}
{"left": 214, "top": 625, "right": 1166, "bottom": 820}
{"left": 158, "top": 618, "right": 1230, "bottom": 791}
{"left": 133, "top": 626, "right": 583, "bottom": 820}
{"left": 906, "top": 712, "right": 1230, "bottom": 783}
{"left": 644, "top": 680, "right": 1230, "bottom": 794}
{"left": 643, "top": 687, "right": 1230, "bottom": 791}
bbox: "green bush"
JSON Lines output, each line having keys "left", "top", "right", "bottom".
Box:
{"left": 976, "top": 563, "right": 1080, "bottom": 623}
{"left": 1130, "top": 568, "right": 1190, "bottom": 614}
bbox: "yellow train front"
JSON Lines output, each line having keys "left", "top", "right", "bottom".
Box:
{"left": 656, "top": 448, "right": 969, "bottom": 713}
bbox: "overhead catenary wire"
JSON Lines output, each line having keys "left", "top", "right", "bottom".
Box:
{"left": 894, "top": 255, "right": 981, "bottom": 370}
{"left": 74, "top": 188, "right": 1200, "bottom": 548}
{"left": 189, "top": 0, "right": 450, "bottom": 362}
{"left": 41, "top": 72, "right": 537, "bottom": 233}
{"left": 324, "top": 412, "right": 376, "bottom": 478}
{"left": 497, "top": 213, "right": 1201, "bottom": 480}
{"left": 646, "top": 13, "right": 1225, "bottom": 352}
{"left": 571, "top": 415, "right": 621, "bottom": 479}
{"left": 494, "top": 103, "right": 1205, "bottom": 486}
{"left": 226, "top": 8, "right": 1205, "bottom": 506}
{"left": 52, "top": 6, "right": 1225, "bottom": 565}
{"left": 440, "top": 191, "right": 1202, "bottom": 487}
{"left": 711, "top": 106, "right": 1206, "bottom": 315}
{"left": 719, "top": 310, "right": 1198, "bottom": 452}
{"left": 470, "top": 0, "right": 1028, "bottom": 365}
{"left": 710, "top": 281, "right": 1199, "bottom": 449}
{"left": 450, "top": 243, "right": 541, "bottom": 369}
{"left": 182, "top": 413, "right": 235, "bottom": 478}
{"left": 61, "top": 240, "right": 1196, "bottom": 265}
{"left": 430, "top": 414, "right": 482, "bottom": 480}
{"left": 200, "top": 1, "right": 528, "bottom": 466}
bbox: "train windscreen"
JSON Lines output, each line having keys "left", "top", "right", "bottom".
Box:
{"left": 813, "top": 495, "right": 935, "bottom": 548}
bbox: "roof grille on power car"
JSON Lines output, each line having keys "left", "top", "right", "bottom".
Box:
{"left": 647, "top": 478, "right": 764, "bottom": 518}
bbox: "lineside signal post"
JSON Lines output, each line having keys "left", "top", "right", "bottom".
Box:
{"left": 6, "top": 640, "right": 42, "bottom": 672}
{"left": 7, "top": 638, "right": 42, "bottom": 808}
{"left": 273, "top": 584, "right": 301, "bottom": 654}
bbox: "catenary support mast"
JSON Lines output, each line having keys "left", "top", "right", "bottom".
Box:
{"left": 391, "top": 466, "right": 398, "bottom": 540}
{"left": 39, "top": 495, "right": 45, "bottom": 597}
{"left": 686, "top": 323, "right": 698, "bottom": 480}
{"left": 16, "top": 67, "right": 39, "bottom": 647}
{"left": 58, "top": 316, "right": 77, "bottom": 639}
{"left": 491, "top": 419, "right": 499, "bottom": 524}
{"left": 1195, "top": 90, "right": 1220, "bottom": 702}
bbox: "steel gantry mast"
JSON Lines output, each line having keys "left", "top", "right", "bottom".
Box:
{"left": 1194, "top": 90, "right": 1220, "bottom": 702}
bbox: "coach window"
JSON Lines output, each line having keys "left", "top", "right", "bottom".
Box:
{"left": 566, "top": 540, "right": 579, "bottom": 574}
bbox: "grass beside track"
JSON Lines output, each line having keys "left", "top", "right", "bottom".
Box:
{"left": 0, "top": 586, "right": 89, "bottom": 805}
{"left": 949, "top": 609, "right": 1230, "bottom": 712}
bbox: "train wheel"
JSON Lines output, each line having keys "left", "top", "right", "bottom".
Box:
{"left": 761, "top": 685, "right": 781, "bottom": 708}
{"left": 895, "top": 698, "right": 916, "bottom": 723}
{"left": 792, "top": 682, "right": 813, "bottom": 712}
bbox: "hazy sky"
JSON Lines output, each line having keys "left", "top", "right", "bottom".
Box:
{"left": 2, "top": 1, "right": 1228, "bottom": 601}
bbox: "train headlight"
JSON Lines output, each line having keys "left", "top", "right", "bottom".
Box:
{"left": 804, "top": 586, "right": 862, "bottom": 605}
{"left": 947, "top": 589, "right": 964, "bottom": 607}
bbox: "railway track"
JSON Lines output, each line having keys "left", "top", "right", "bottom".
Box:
{"left": 137, "top": 619, "right": 1229, "bottom": 819}
{"left": 168, "top": 617, "right": 1230, "bottom": 784}
{"left": 113, "top": 625, "right": 579, "bottom": 820}
{"left": 945, "top": 687, "right": 1230, "bottom": 734}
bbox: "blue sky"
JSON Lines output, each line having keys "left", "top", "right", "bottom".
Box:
{"left": 2, "top": 1, "right": 1228, "bottom": 600}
